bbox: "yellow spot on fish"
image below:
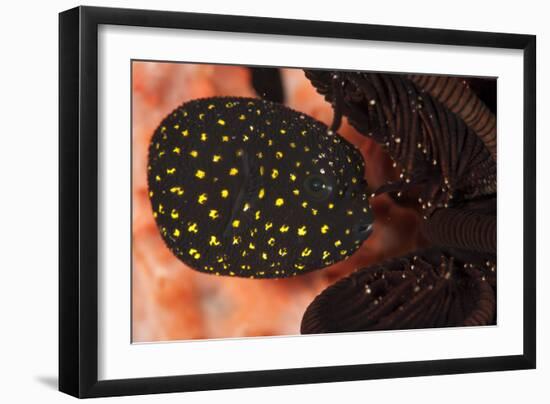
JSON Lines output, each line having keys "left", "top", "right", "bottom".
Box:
{"left": 290, "top": 142, "right": 296, "bottom": 148}
{"left": 158, "top": 151, "right": 165, "bottom": 157}
{"left": 222, "top": 135, "right": 229, "bottom": 142}
{"left": 289, "top": 173, "right": 297, "bottom": 182}
{"left": 249, "top": 242, "right": 255, "bottom": 250}
{"left": 209, "top": 235, "right": 221, "bottom": 246}
{"left": 295, "top": 161, "right": 302, "bottom": 168}
{"left": 243, "top": 134, "right": 249, "bottom": 142}
{"left": 158, "top": 204, "right": 165, "bottom": 214}
{"left": 166, "top": 168, "right": 176, "bottom": 175}
{"left": 232, "top": 236, "right": 241, "bottom": 245}
{"left": 221, "top": 189, "right": 229, "bottom": 198}
{"left": 195, "top": 169, "right": 205, "bottom": 179}
{"left": 198, "top": 193, "right": 208, "bottom": 204}
{"left": 346, "top": 209, "right": 354, "bottom": 216}
{"left": 301, "top": 201, "right": 308, "bottom": 208}
{"left": 199, "top": 113, "right": 205, "bottom": 120}
{"left": 297, "top": 226, "right": 307, "bottom": 236}
{"left": 172, "top": 147, "right": 181, "bottom": 154}
{"left": 173, "top": 228, "right": 180, "bottom": 237}
{"left": 171, "top": 209, "right": 179, "bottom": 219}
{"left": 181, "top": 129, "right": 189, "bottom": 137}
{"left": 275, "top": 151, "right": 283, "bottom": 159}
{"left": 268, "top": 237, "right": 275, "bottom": 246}
{"left": 295, "top": 263, "right": 305, "bottom": 270}
{"left": 279, "top": 225, "right": 289, "bottom": 233}
{"left": 239, "top": 114, "right": 246, "bottom": 120}
{"left": 352, "top": 177, "right": 358, "bottom": 184}
{"left": 311, "top": 209, "right": 318, "bottom": 216}
{"left": 321, "top": 224, "right": 329, "bottom": 234}
{"left": 155, "top": 175, "right": 161, "bottom": 182}
{"left": 292, "top": 189, "right": 300, "bottom": 196}
{"left": 187, "top": 222, "right": 198, "bottom": 233}
{"left": 280, "top": 129, "right": 286, "bottom": 134}
{"left": 265, "top": 222, "right": 273, "bottom": 231}
{"left": 259, "top": 166, "right": 265, "bottom": 176}
{"left": 322, "top": 251, "right": 331, "bottom": 260}
{"left": 328, "top": 203, "right": 335, "bottom": 209}
{"left": 279, "top": 248, "right": 288, "bottom": 256}
{"left": 189, "top": 248, "right": 200, "bottom": 259}
{"left": 208, "top": 104, "right": 215, "bottom": 110}
{"left": 275, "top": 198, "right": 284, "bottom": 207}
{"left": 261, "top": 252, "right": 268, "bottom": 260}
{"left": 189, "top": 150, "right": 198, "bottom": 158}
{"left": 169, "top": 186, "right": 183, "bottom": 196}
{"left": 345, "top": 229, "right": 351, "bottom": 235}
{"left": 217, "top": 119, "right": 226, "bottom": 126}
{"left": 301, "top": 248, "right": 312, "bottom": 257}
{"left": 149, "top": 191, "right": 153, "bottom": 197}
{"left": 212, "top": 154, "right": 222, "bottom": 162}
{"left": 258, "top": 188, "right": 265, "bottom": 199}
{"left": 271, "top": 169, "right": 279, "bottom": 179}
{"left": 243, "top": 203, "right": 250, "bottom": 212}
{"left": 334, "top": 240, "right": 342, "bottom": 247}
{"left": 209, "top": 210, "right": 219, "bottom": 220}
{"left": 229, "top": 168, "right": 239, "bottom": 176}
{"left": 255, "top": 210, "right": 261, "bottom": 220}
{"left": 340, "top": 250, "right": 348, "bottom": 255}
{"left": 232, "top": 220, "right": 240, "bottom": 228}
{"left": 200, "top": 133, "right": 208, "bottom": 141}
{"left": 173, "top": 124, "right": 179, "bottom": 130}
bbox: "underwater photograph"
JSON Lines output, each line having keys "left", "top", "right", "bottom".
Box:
{"left": 131, "top": 61, "right": 497, "bottom": 343}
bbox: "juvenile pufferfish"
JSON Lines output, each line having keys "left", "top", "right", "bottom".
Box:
{"left": 148, "top": 97, "right": 374, "bottom": 278}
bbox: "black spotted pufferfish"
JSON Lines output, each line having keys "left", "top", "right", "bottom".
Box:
{"left": 148, "top": 97, "right": 374, "bottom": 278}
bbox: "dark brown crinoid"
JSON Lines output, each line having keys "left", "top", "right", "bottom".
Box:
{"left": 304, "top": 70, "right": 496, "bottom": 215}
{"left": 301, "top": 70, "right": 497, "bottom": 333}
{"left": 301, "top": 250, "right": 496, "bottom": 334}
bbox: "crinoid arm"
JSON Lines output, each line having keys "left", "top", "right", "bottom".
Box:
{"left": 300, "top": 249, "right": 496, "bottom": 334}
{"left": 304, "top": 70, "right": 497, "bottom": 216}
{"left": 421, "top": 207, "right": 496, "bottom": 254}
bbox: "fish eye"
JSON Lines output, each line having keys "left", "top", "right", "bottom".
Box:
{"left": 304, "top": 175, "right": 333, "bottom": 200}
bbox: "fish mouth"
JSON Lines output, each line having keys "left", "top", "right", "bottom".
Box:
{"left": 354, "top": 221, "right": 374, "bottom": 242}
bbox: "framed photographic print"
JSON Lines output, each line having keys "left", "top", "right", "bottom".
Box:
{"left": 59, "top": 6, "right": 536, "bottom": 398}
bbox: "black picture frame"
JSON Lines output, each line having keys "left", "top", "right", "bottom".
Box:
{"left": 59, "top": 5, "right": 536, "bottom": 398}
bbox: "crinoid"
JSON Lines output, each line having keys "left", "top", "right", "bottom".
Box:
{"left": 301, "top": 250, "right": 496, "bottom": 333}
{"left": 304, "top": 71, "right": 496, "bottom": 213}
{"left": 300, "top": 70, "right": 497, "bottom": 333}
